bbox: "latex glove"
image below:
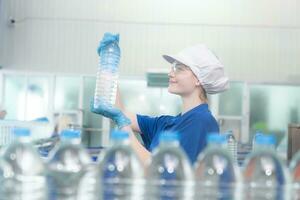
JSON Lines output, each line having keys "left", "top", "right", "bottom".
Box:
{"left": 90, "top": 99, "right": 131, "bottom": 129}
{"left": 97, "top": 33, "right": 119, "bottom": 55}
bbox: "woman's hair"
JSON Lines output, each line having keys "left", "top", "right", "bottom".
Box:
{"left": 199, "top": 85, "right": 208, "bottom": 102}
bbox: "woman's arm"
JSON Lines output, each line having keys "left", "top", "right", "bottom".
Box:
{"left": 114, "top": 87, "right": 150, "bottom": 164}
{"left": 115, "top": 87, "right": 141, "bottom": 133}
{"left": 91, "top": 87, "right": 150, "bottom": 164}
{"left": 122, "top": 125, "right": 151, "bottom": 165}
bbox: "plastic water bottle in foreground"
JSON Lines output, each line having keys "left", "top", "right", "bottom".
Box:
{"left": 47, "top": 129, "right": 93, "bottom": 199}
{"left": 0, "top": 157, "right": 14, "bottom": 199}
{"left": 98, "top": 130, "right": 144, "bottom": 200}
{"left": 226, "top": 131, "right": 238, "bottom": 164}
{"left": 2, "top": 127, "right": 47, "bottom": 200}
{"left": 77, "top": 163, "right": 99, "bottom": 200}
{"left": 243, "top": 134, "right": 290, "bottom": 200}
{"left": 146, "top": 132, "right": 194, "bottom": 200}
{"left": 195, "top": 133, "right": 241, "bottom": 200}
{"left": 94, "top": 32, "right": 120, "bottom": 107}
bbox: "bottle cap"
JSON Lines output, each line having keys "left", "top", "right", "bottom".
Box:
{"left": 207, "top": 133, "right": 227, "bottom": 144}
{"left": 110, "top": 130, "right": 129, "bottom": 141}
{"left": 60, "top": 129, "right": 81, "bottom": 140}
{"left": 13, "top": 128, "right": 30, "bottom": 137}
{"left": 255, "top": 134, "right": 276, "bottom": 146}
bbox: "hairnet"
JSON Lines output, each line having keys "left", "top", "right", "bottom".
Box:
{"left": 163, "top": 44, "right": 229, "bottom": 94}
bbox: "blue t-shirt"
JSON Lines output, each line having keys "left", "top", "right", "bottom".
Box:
{"left": 137, "top": 103, "right": 219, "bottom": 164}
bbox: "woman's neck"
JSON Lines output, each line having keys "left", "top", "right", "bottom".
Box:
{"left": 181, "top": 92, "right": 206, "bottom": 114}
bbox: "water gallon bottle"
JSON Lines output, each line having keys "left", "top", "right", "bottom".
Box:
{"left": 243, "top": 134, "right": 290, "bottom": 200}
{"left": 146, "top": 131, "right": 194, "bottom": 200}
{"left": 77, "top": 163, "right": 99, "bottom": 200}
{"left": 1, "top": 127, "right": 47, "bottom": 200}
{"left": 226, "top": 131, "right": 238, "bottom": 165}
{"left": 289, "top": 150, "right": 300, "bottom": 200}
{"left": 47, "top": 129, "right": 93, "bottom": 200}
{"left": 0, "top": 158, "right": 14, "bottom": 199}
{"left": 94, "top": 32, "right": 121, "bottom": 107}
{"left": 195, "top": 133, "right": 241, "bottom": 200}
{"left": 98, "top": 130, "right": 144, "bottom": 200}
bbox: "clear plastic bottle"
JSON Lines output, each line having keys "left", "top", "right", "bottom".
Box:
{"left": 1, "top": 127, "right": 47, "bottom": 200}
{"left": 226, "top": 131, "right": 238, "bottom": 164}
{"left": 243, "top": 134, "right": 290, "bottom": 200}
{"left": 94, "top": 32, "right": 120, "bottom": 107}
{"left": 0, "top": 158, "right": 13, "bottom": 199}
{"left": 47, "top": 129, "right": 93, "bottom": 200}
{"left": 195, "top": 133, "right": 241, "bottom": 200}
{"left": 146, "top": 131, "right": 194, "bottom": 200}
{"left": 98, "top": 130, "right": 144, "bottom": 200}
{"left": 77, "top": 163, "right": 99, "bottom": 200}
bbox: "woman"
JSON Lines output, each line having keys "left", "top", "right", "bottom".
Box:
{"left": 91, "top": 44, "right": 229, "bottom": 164}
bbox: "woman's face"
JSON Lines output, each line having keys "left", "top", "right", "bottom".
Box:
{"left": 168, "top": 62, "right": 200, "bottom": 96}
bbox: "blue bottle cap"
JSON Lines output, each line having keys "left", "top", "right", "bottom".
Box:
{"left": 60, "top": 129, "right": 81, "bottom": 139}
{"left": 255, "top": 134, "right": 276, "bottom": 146}
{"left": 13, "top": 128, "right": 30, "bottom": 137}
{"left": 207, "top": 133, "right": 227, "bottom": 144}
{"left": 159, "top": 131, "right": 180, "bottom": 143}
{"left": 110, "top": 130, "right": 129, "bottom": 141}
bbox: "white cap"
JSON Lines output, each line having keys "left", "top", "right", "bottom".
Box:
{"left": 163, "top": 44, "right": 229, "bottom": 94}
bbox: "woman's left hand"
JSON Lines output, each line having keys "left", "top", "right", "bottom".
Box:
{"left": 90, "top": 99, "right": 131, "bottom": 129}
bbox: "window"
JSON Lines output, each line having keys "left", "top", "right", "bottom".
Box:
{"left": 26, "top": 77, "right": 49, "bottom": 120}
{"left": 54, "top": 76, "right": 80, "bottom": 111}
{"left": 218, "top": 82, "right": 244, "bottom": 116}
{"left": 250, "top": 84, "right": 300, "bottom": 144}
{"left": 3, "top": 75, "right": 26, "bottom": 120}
{"left": 119, "top": 79, "right": 181, "bottom": 116}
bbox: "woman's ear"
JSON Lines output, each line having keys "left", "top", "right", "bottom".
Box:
{"left": 195, "top": 80, "right": 200, "bottom": 86}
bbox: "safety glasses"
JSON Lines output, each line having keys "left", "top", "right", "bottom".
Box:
{"left": 171, "top": 62, "right": 191, "bottom": 74}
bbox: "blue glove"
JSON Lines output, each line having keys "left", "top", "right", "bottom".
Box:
{"left": 97, "top": 33, "right": 119, "bottom": 55}
{"left": 90, "top": 99, "right": 131, "bottom": 129}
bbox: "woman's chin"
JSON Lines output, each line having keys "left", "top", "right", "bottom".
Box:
{"left": 168, "top": 87, "right": 180, "bottom": 95}
{"left": 167, "top": 86, "right": 173, "bottom": 93}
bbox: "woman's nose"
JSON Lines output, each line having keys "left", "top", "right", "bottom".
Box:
{"left": 168, "top": 67, "right": 175, "bottom": 77}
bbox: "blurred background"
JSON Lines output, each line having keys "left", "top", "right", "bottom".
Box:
{"left": 0, "top": 0, "right": 299, "bottom": 149}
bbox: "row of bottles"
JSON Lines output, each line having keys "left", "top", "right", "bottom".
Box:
{"left": 0, "top": 128, "right": 47, "bottom": 199}
{"left": 0, "top": 128, "right": 97, "bottom": 200}
{"left": 100, "top": 131, "right": 294, "bottom": 200}
{"left": 96, "top": 131, "right": 300, "bottom": 200}
{"left": 2, "top": 128, "right": 300, "bottom": 199}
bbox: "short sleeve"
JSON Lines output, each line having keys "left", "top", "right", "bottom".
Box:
{"left": 136, "top": 114, "right": 173, "bottom": 150}
{"left": 136, "top": 114, "right": 160, "bottom": 149}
